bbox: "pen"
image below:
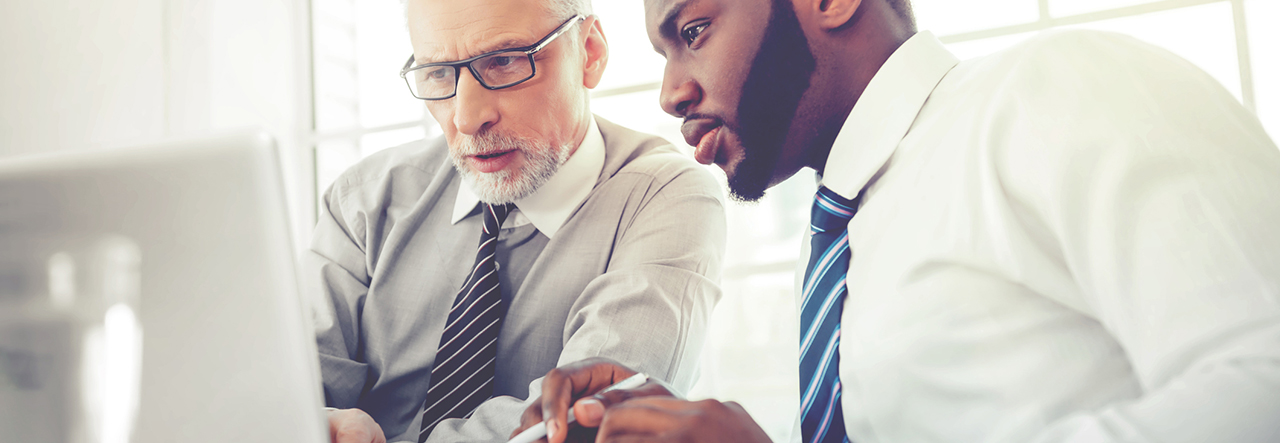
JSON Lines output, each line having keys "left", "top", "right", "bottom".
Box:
{"left": 506, "top": 372, "right": 649, "bottom": 443}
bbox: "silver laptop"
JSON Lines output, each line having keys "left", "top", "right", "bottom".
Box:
{"left": 0, "top": 132, "right": 327, "bottom": 443}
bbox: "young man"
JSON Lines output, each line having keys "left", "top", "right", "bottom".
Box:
{"left": 522, "top": 0, "right": 1280, "bottom": 442}
{"left": 307, "top": 0, "right": 726, "bottom": 442}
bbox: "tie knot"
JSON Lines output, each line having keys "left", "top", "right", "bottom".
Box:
{"left": 482, "top": 203, "right": 516, "bottom": 235}
{"left": 810, "top": 187, "right": 858, "bottom": 234}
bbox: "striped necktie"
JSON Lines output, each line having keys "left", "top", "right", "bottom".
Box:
{"left": 419, "top": 202, "right": 514, "bottom": 441}
{"left": 800, "top": 187, "right": 860, "bottom": 443}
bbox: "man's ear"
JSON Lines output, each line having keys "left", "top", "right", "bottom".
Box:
{"left": 581, "top": 16, "right": 609, "bottom": 89}
{"left": 796, "top": 0, "right": 862, "bottom": 31}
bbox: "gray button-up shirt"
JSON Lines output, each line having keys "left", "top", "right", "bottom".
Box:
{"left": 304, "top": 116, "right": 726, "bottom": 442}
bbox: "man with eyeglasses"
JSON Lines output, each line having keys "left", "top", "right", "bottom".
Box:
{"left": 306, "top": 0, "right": 726, "bottom": 442}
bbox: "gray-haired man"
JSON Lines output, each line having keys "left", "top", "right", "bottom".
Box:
{"left": 307, "top": 0, "right": 726, "bottom": 441}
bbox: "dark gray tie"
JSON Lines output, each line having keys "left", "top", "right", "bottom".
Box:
{"left": 418, "top": 203, "right": 514, "bottom": 441}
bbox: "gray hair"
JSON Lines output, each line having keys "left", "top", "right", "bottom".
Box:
{"left": 543, "top": 0, "right": 593, "bottom": 21}
{"left": 400, "top": 1, "right": 593, "bottom": 25}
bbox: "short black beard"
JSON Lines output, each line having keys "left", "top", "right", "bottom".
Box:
{"left": 726, "top": 0, "right": 817, "bottom": 202}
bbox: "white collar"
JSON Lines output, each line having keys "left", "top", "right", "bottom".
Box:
{"left": 450, "top": 117, "right": 605, "bottom": 238}
{"left": 820, "top": 31, "right": 960, "bottom": 200}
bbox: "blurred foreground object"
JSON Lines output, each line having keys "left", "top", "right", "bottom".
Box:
{"left": 1, "top": 236, "right": 142, "bottom": 443}
{"left": 0, "top": 132, "right": 328, "bottom": 443}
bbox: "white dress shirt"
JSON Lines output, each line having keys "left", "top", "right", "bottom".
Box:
{"left": 812, "top": 30, "right": 1280, "bottom": 443}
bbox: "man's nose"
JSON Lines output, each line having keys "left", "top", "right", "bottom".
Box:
{"left": 452, "top": 70, "right": 500, "bottom": 135}
{"left": 659, "top": 67, "right": 701, "bottom": 118}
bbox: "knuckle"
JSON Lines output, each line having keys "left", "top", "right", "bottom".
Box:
{"left": 697, "top": 399, "right": 728, "bottom": 413}
{"left": 722, "top": 400, "right": 753, "bottom": 418}
{"left": 546, "top": 367, "right": 565, "bottom": 381}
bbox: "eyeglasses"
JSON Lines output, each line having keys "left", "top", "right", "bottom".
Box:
{"left": 400, "top": 15, "right": 585, "bottom": 101}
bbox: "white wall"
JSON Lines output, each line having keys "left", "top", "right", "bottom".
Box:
{"left": 1, "top": 0, "right": 166, "bottom": 157}
{"left": 0, "top": 0, "right": 313, "bottom": 243}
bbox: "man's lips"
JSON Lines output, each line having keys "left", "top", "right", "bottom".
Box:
{"left": 473, "top": 150, "right": 512, "bottom": 160}
{"left": 468, "top": 149, "right": 517, "bottom": 173}
{"left": 681, "top": 118, "right": 724, "bottom": 165}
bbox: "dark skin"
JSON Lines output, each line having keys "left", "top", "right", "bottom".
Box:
{"left": 657, "top": 0, "right": 913, "bottom": 196}
{"left": 511, "top": 0, "right": 915, "bottom": 441}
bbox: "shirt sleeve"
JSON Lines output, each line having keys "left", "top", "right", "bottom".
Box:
{"left": 423, "top": 153, "right": 728, "bottom": 442}
{"left": 304, "top": 176, "right": 376, "bottom": 409}
{"left": 995, "top": 31, "right": 1280, "bottom": 443}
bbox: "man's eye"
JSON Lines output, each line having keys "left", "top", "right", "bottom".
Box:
{"left": 426, "top": 68, "right": 451, "bottom": 80}
{"left": 681, "top": 22, "right": 709, "bottom": 46}
{"left": 491, "top": 56, "right": 517, "bottom": 67}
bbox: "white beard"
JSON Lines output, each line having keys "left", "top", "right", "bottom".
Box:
{"left": 450, "top": 131, "right": 572, "bottom": 204}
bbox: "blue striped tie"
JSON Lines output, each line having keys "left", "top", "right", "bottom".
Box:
{"left": 800, "top": 186, "right": 860, "bottom": 443}
{"left": 419, "top": 203, "right": 514, "bottom": 441}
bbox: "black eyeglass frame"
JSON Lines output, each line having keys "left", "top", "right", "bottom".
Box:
{"left": 399, "top": 14, "right": 586, "bottom": 100}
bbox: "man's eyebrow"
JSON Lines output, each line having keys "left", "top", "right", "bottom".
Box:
{"left": 657, "top": 0, "right": 692, "bottom": 42}
{"left": 421, "top": 38, "right": 530, "bottom": 64}
{"left": 473, "top": 38, "right": 531, "bottom": 56}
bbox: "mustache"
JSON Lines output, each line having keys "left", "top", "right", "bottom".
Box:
{"left": 683, "top": 113, "right": 729, "bottom": 129}
{"left": 454, "top": 131, "right": 536, "bottom": 156}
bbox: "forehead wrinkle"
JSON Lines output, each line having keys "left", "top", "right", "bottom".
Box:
{"left": 418, "top": 14, "right": 541, "bottom": 63}
{"left": 474, "top": 38, "right": 533, "bottom": 55}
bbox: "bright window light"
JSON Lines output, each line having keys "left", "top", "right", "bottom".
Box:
{"left": 945, "top": 31, "right": 1038, "bottom": 60}
{"left": 353, "top": 0, "right": 422, "bottom": 128}
{"left": 360, "top": 125, "right": 429, "bottom": 158}
{"left": 593, "top": 2, "right": 667, "bottom": 91}
{"left": 1066, "top": 2, "right": 1243, "bottom": 100}
{"left": 1247, "top": 0, "right": 1280, "bottom": 140}
{"left": 913, "top": 0, "right": 1040, "bottom": 36}
{"left": 1050, "top": 0, "right": 1161, "bottom": 18}
{"left": 312, "top": 0, "right": 423, "bottom": 132}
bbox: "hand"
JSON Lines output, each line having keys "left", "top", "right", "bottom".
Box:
{"left": 512, "top": 357, "right": 675, "bottom": 443}
{"left": 594, "top": 397, "right": 772, "bottom": 443}
{"left": 327, "top": 408, "right": 387, "bottom": 443}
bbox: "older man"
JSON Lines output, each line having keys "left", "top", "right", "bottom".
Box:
{"left": 305, "top": 0, "right": 726, "bottom": 442}
{"left": 525, "top": 0, "right": 1280, "bottom": 442}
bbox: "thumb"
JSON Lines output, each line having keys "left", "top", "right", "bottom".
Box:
{"left": 571, "top": 380, "right": 675, "bottom": 427}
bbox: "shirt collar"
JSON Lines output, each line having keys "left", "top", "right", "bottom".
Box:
{"left": 820, "top": 31, "right": 960, "bottom": 200}
{"left": 450, "top": 116, "right": 606, "bottom": 238}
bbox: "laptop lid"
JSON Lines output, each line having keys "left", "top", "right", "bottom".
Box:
{"left": 0, "top": 132, "right": 327, "bottom": 443}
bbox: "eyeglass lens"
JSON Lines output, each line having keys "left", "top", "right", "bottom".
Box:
{"left": 408, "top": 52, "right": 534, "bottom": 99}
